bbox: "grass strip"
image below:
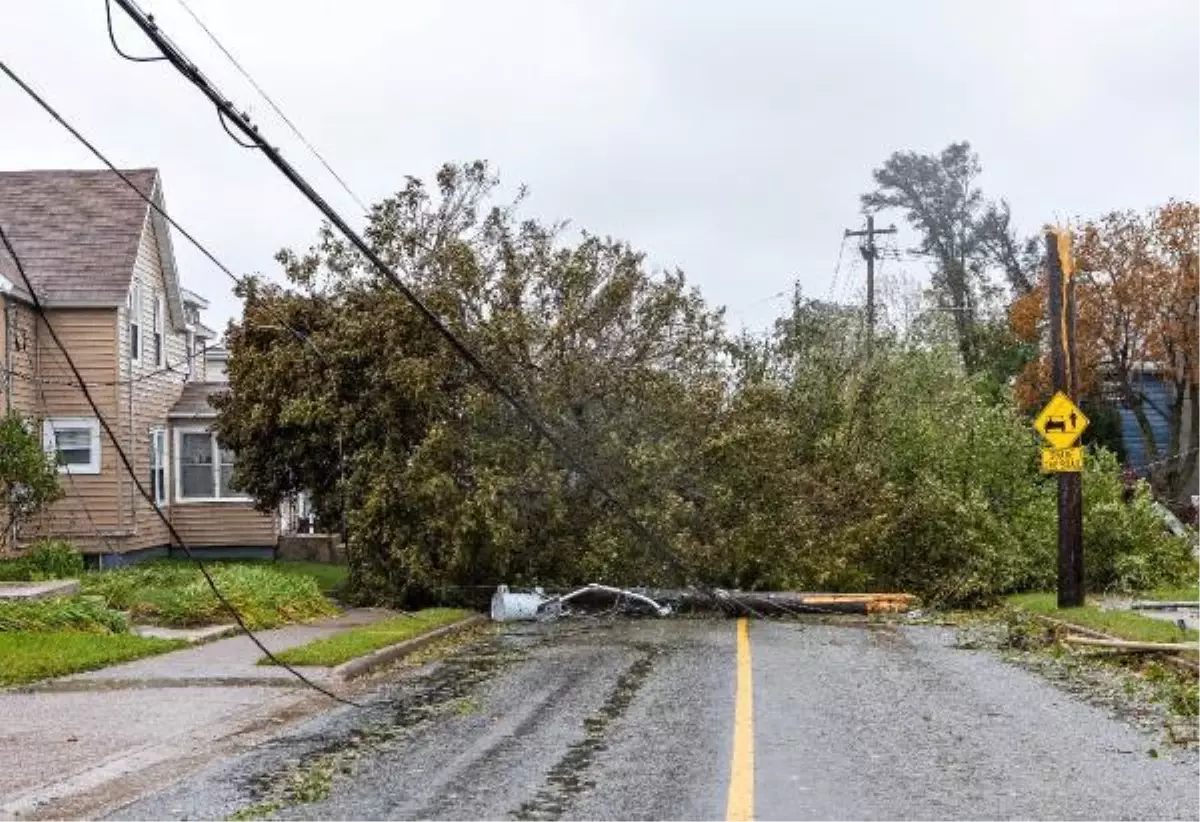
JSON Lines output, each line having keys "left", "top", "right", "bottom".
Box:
{"left": 1147, "top": 585, "right": 1200, "bottom": 603}
{"left": 0, "top": 631, "right": 185, "bottom": 687}
{"left": 1007, "top": 593, "right": 1199, "bottom": 644}
{"left": 0, "top": 598, "right": 128, "bottom": 633}
{"left": 263, "top": 608, "right": 473, "bottom": 667}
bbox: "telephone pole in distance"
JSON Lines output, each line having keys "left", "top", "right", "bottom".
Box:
{"left": 845, "top": 215, "right": 897, "bottom": 357}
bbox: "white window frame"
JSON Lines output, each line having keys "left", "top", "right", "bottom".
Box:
{"left": 128, "top": 282, "right": 142, "bottom": 364}
{"left": 173, "top": 426, "right": 251, "bottom": 503}
{"left": 150, "top": 427, "right": 168, "bottom": 506}
{"left": 153, "top": 292, "right": 166, "bottom": 368}
{"left": 42, "top": 417, "right": 102, "bottom": 475}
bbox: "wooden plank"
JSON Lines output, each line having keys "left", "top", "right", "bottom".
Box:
{"left": 1062, "top": 635, "right": 1197, "bottom": 653}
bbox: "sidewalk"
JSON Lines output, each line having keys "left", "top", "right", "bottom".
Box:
{"left": 0, "top": 608, "right": 393, "bottom": 820}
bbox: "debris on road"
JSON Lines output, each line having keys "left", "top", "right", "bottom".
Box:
{"left": 490, "top": 583, "right": 671, "bottom": 622}
{"left": 489, "top": 585, "right": 916, "bottom": 620}
{"left": 647, "top": 589, "right": 917, "bottom": 616}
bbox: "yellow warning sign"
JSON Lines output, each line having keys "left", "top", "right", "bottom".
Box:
{"left": 1034, "top": 391, "right": 1089, "bottom": 449}
{"left": 1041, "top": 446, "right": 1083, "bottom": 473}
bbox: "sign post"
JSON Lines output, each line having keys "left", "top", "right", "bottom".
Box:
{"left": 1041, "top": 227, "right": 1085, "bottom": 608}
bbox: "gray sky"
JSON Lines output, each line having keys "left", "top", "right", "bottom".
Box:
{"left": 2, "top": 0, "right": 1197, "bottom": 335}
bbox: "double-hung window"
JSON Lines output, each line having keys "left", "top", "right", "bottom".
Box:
{"left": 176, "top": 428, "right": 249, "bottom": 501}
{"left": 128, "top": 283, "right": 141, "bottom": 363}
{"left": 150, "top": 428, "right": 167, "bottom": 506}
{"left": 153, "top": 293, "right": 165, "bottom": 368}
{"left": 43, "top": 417, "right": 101, "bottom": 475}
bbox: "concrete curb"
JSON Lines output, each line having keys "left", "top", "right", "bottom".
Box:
{"left": 331, "top": 614, "right": 489, "bottom": 681}
{"left": 131, "top": 623, "right": 241, "bottom": 644}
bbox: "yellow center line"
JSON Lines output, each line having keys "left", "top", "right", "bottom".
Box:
{"left": 726, "top": 616, "right": 754, "bottom": 821}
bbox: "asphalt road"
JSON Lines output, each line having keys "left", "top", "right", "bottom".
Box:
{"left": 109, "top": 618, "right": 1199, "bottom": 821}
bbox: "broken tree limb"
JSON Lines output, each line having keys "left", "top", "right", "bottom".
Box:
{"left": 1062, "top": 635, "right": 1198, "bottom": 653}
{"left": 1031, "top": 614, "right": 1200, "bottom": 674}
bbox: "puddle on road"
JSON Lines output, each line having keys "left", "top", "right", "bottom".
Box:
{"left": 511, "top": 644, "right": 662, "bottom": 822}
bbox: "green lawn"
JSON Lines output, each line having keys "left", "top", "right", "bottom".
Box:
{"left": 1148, "top": 585, "right": 1200, "bottom": 603}
{"left": 1007, "top": 593, "right": 1200, "bottom": 644}
{"left": 263, "top": 608, "right": 473, "bottom": 667}
{"left": 272, "top": 561, "right": 349, "bottom": 597}
{"left": 0, "top": 631, "right": 185, "bottom": 687}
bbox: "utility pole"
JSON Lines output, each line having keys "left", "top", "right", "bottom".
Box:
{"left": 1046, "top": 228, "right": 1084, "bottom": 608}
{"left": 844, "top": 216, "right": 897, "bottom": 357}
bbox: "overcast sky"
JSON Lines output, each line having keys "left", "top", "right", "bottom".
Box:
{"left": 2, "top": 0, "right": 1197, "bottom": 334}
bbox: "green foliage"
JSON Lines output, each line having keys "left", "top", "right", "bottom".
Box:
{"left": 0, "top": 540, "right": 84, "bottom": 583}
{"left": 25, "top": 539, "right": 84, "bottom": 579}
{"left": 80, "top": 562, "right": 337, "bottom": 628}
{"left": 1079, "top": 401, "right": 1126, "bottom": 464}
{"left": 0, "top": 631, "right": 183, "bottom": 687}
{"left": 210, "top": 162, "right": 1198, "bottom": 609}
{"left": 0, "top": 597, "right": 128, "bottom": 633}
{"left": 1080, "top": 449, "right": 1197, "bottom": 593}
{"left": 0, "top": 412, "right": 62, "bottom": 549}
{"left": 264, "top": 608, "right": 472, "bottom": 666}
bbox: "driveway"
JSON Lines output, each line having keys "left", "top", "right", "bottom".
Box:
{"left": 104, "top": 617, "right": 1199, "bottom": 821}
{"left": 0, "top": 609, "right": 394, "bottom": 820}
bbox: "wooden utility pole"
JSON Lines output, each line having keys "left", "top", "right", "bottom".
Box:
{"left": 845, "top": 216, "right": 897, "bottom": 356}
{"left": 1046, "top": 228, "right": 1084, "bottom": 608}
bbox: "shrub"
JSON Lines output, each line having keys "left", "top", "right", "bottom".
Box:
{"left": 81, "top": 561, "right": 337, "bottom": 629}
{"left": 0, "top": 539, "right": 84, "bottom": 581}
{"left": 25, "top": 539, "right": 85, "bottom": 580}
{"left": 0, "top": 597, "right": 128, "bottom": 633}
{"left": 1080, "top": 449, "right": 1198, "bottom": 593}
{"left": 0, "top": 413, "right": 63, "bottom": 551}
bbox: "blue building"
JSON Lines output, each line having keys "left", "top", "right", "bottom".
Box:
{"left": 1117, "top": 372, "right": 1175, "bottom": 473}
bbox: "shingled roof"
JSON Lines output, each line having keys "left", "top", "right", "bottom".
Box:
{"left": 168, "top": 381, "right": 229, "bottom": 420}
{"left": 0, "top": 169, "right": 160, "bottom": 305}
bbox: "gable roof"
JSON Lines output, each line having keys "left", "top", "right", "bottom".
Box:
{"left": 0, "top": 168, "right": 163, "bottom": 307}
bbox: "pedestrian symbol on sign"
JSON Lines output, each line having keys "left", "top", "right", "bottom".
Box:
{"left": 1034, "top": 391, "right": 1089, "bottom": 450}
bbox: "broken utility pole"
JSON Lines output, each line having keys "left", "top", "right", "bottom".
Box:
{"left": 1045, "top": 227, "right": 1084, "bottom": 608}
{"left": 845, "top": 215, "right": 897, "bottom": 357}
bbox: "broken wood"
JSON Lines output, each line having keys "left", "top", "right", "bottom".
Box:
{"left": 1062, "top": 635, "right": 1198, "bottom": 653}
{"left": 637, "top": 590, "right": 916, "bottom": 616}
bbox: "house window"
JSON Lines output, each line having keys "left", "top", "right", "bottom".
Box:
{"left": 153, "top": 293, "right": 165, "bottom": 368}
{"left": 42, "top": 417, "right": 101, "bottom": 475}
{"left": 128, "top": 283, "right": 141, "bottom": 363}
{"left": 175, "top": 428, "right": 249, "bottom": 501}
{"left": 150, "top": 428, "right": 167, "bottom": 506}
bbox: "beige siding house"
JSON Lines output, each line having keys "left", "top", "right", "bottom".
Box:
{"left": 0, "top": 169, "right": 278, "bottom": 563}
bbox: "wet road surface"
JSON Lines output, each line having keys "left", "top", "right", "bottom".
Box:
{"left": 109, "top": 618, "right": 1199, "bottom": 821}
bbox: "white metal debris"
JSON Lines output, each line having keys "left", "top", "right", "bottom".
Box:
{"left": 490, "top": 582, "right": 671, "bottom": 622}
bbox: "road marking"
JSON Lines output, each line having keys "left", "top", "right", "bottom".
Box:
{"left": 726, "top": 616, "right": 754, "bottom": 821}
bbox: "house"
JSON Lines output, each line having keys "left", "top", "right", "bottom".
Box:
{"left": 0, "top": 168, "right": 277, "bottom": 564}
{"left": 1112, "top": 364, "right": 1199, "bottom": 506}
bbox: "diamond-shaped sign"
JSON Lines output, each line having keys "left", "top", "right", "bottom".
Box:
{"left": 1034, "top": 391, "right": 1089, "bottom": 449}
